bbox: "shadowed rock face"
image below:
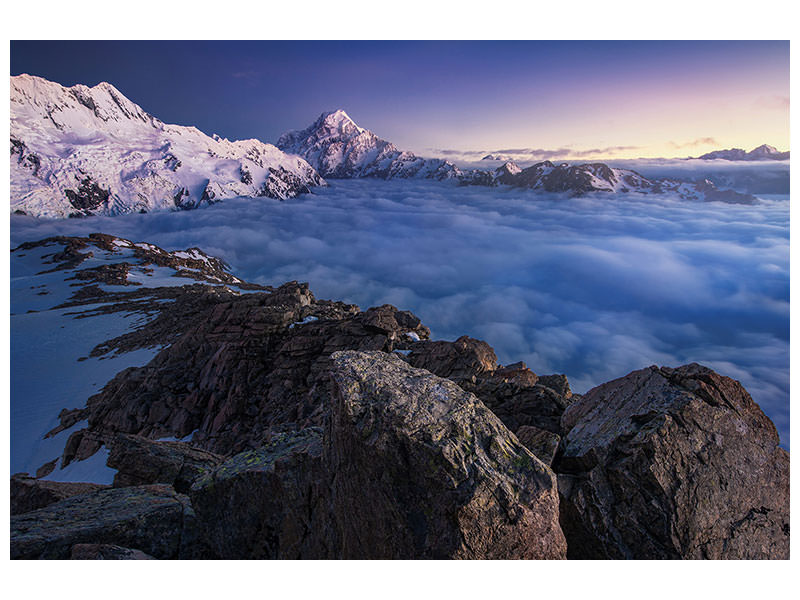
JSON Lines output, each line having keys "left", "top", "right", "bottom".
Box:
{"left": 10, "top": 475, "right": 108, "bottom": 516}
{"left": 556, "top": 363, "right": 790, "bottom": 559}
{"left": 10, "top": 484, "right": 204, "bottom": 559}
{"left": 190, "top": 428, "right": 329, "bottom": 559}
{"left": 107, "top": 434, "right": 223, "bottom": 493}
{"left": 328, "top": 351, "right": 567, "bottom": 559}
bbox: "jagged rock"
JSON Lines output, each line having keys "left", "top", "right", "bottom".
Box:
{"left": 10, "top": 474, "right": 108, "bottom": 515}
{"left": 515, "top": 425, "right": 560, "bottom": 467}
{"left": 327, "top": 350, "right": 567, "bottom": 559}
{"left": 407, "top": 343, "right": 573, "bottom": 435}
{"left": 70, "top": 544, "right": 156, "bottom": 560}
{"left": 190, "top": 428, "right": 328, "bottom": 559}
{"left": 11, "top": 484, "right": 204, "bottom": 559}
{"left": 107, "top": 434, "right": 222, "bottom": 492}
{"left": 63, "top": 284, "right": 430, "bottom": 458}
{"left": 64, "top": 176, "right": 110, "bottom": 212}
{"left": 556, "top": 363, "right": 790, "bottom": 559}
{"left": 407, "top": 335, "right": 498, "bottom": 382}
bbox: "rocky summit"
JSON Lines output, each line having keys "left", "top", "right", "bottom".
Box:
{"left": 9, "top": 234, "right": 790, "bottom": 559}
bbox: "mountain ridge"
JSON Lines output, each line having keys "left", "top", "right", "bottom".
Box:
{"left": 279, "top": 109, "right": 757, "bottom": 203}
{"left": 10, "top": 74, "right": 325, "bottom": 218}
{"left": 698, "top": 144, "right": 789, "bottom": 161}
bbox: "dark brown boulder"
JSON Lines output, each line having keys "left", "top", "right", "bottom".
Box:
{"left": 11, "top": 484, "right": 204, "bottom": 559}
{"left": 107, "top": 434, "right": 222, "bottom": 492}
{"left": 189, "top": 428, "right": 328, "bottom": 559}
{"left": 327, "top": 350, "right": 567, "bottom": 559}
{"left": 557, "top": 363, "right": 790, "bottom": 559}
{"left": 10, "top": 474, "right": 108, "bottom": 515}
{"left": 406, "top": 335, "right": 498, "bottom": 382}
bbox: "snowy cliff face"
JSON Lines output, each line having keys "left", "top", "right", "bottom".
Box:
{"left": 277, "top": 109, "right": 462, "bottom": 180}
{"left": 10, "top": 74, "right": 325, "bottom": 218}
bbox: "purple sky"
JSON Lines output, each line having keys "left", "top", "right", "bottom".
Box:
{"left": 10, "top": 40, "right": 789, "bottom": 159}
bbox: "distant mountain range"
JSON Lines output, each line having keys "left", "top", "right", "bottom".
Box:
{"left": 697, "top": 144, "right": 789, "bottom": 161}
{"left": 9, "top": 74, "right": 761, "bottom": 218}
{"left": 10, "top": 74, "right": 324, "bottom": 218}
{"left": 279, "top": 111, "right": 757, "bottom": 204}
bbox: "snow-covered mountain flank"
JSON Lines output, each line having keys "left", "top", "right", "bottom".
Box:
{"left": 279, "top": 110, "right": 757, "bottom": 203}
{"left": 698, "top": 144, "right": 790, "bottom": 161}
{"left": 10, "top": 74, "right": 325, "bottom": 218}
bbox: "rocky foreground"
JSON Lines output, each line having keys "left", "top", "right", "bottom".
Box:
{"left": 10, "top": 235, "right": 789, "bottom": 559}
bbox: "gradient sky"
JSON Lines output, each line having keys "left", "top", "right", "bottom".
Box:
{"left": 10, "top": 40, "right": 790, "bottom": 159}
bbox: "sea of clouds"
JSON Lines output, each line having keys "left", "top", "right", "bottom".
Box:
{"left": 10, "top": 178, "right": 790, "bottom": 446}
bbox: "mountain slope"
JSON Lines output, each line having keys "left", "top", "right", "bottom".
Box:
{"left": 10, "top": 74, "right": 325, "bottom": 218}
{"left": 698, "top": 144, "right": 790, "bottom": 161}
{"left": 277, "top": 110, "right": 463, "bottom": 180}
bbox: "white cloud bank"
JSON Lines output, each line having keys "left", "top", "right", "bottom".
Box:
{"left": 11, "top": 178, "right": 790, "bottom": 446}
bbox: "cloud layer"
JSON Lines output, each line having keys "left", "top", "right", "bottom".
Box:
{"left": 11, "top": 178, "right": 790, "bottom": 446}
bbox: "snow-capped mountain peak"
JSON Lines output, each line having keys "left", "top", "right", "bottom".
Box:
{"left": 277, "top": 110, "right": 461, "bottom": 180}
{"left": 10, "top": 74, "right": 325, "bottom": 218}
{"left": 316, "top": 109, "right": 364, "bottom": 135}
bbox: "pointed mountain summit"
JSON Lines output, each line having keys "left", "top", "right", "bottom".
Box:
{"left": 277, "top": 110, "right": 461, "bottom": 180}
{"left": 10, "top": 74, "right": 324, "bottom": 218}
{"left": 698, "top": 144, "right": 789, "bottom": 161}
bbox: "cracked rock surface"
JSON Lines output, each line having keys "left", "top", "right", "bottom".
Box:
{"left": 556, "top": 363, "right": 790, "bottom": 559}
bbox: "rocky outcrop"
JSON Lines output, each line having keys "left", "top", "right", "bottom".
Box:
{"left": 189, "top": 351, "right": 567, "bottom": 559}
{"left": 11, "top": 234, "right": 789, "bottom": 559}
{"left": 190, "top": 428, "right": 328, "bottom": 559}
{"left": 59, "top": 286, "right": 431, "bottom": 458}
{"left": 556, "top": 363, "right": 790, "bottom": 559}
{"left": 406, "top": 338, "right": 575, "bottom": 437}
{"left": 107, "top": 434, "right": 222, "bottom": 492}
{"left": 10, "top": 474, "right": 108, "bottom": 515}
{"left": 10, "top": 484, "right": 204, "bottom": 559}
{"left": 327, "top": 351, "right": 567, "bottom": 559}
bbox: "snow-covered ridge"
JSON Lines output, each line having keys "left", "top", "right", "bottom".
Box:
{"left": 10, "top": 74, "right": 325, "bottom": 218}
{"left": 10, "top": 232, "right": 277, "bottom": 480}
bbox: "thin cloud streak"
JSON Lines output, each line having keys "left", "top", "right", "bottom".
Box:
{"left": 431, "top": 146, "right": 642, "bottom": 161}
{"left": 668, "top": 137, "right": 719, "bottom": 149}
